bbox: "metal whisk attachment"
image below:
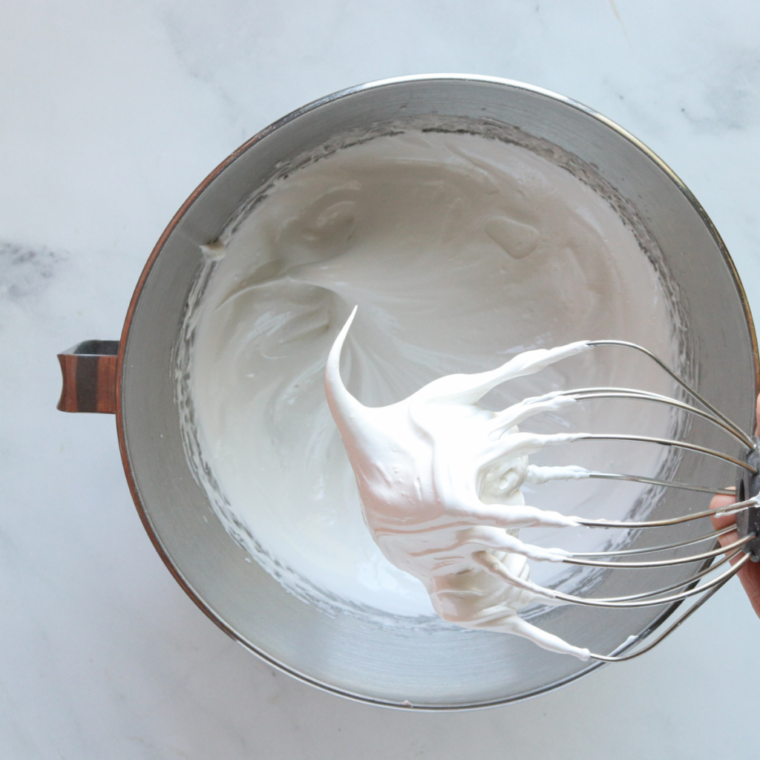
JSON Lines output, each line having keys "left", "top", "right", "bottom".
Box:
{"left": 326, "top": 311, "right": 759, "bottom": 662}
{"left": 523, "top": 340, "right": 760, "bottom": 662}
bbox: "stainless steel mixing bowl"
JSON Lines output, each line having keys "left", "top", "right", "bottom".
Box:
{"left": 59, "top": 75, "right": 758, "bottom": 708}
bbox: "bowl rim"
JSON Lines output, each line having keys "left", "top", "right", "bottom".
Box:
{"left": 114, "top": 73, "right": 760, "bottom": 710}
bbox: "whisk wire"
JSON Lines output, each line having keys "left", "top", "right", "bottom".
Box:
{"left": 576, "top": 496, "right": 758, "bottom": 529}
{"left": 586, "top": 471, "right": 734, "bottom": 496}
{"left": 586, "top": 555, "right": 748, "bottom": 662}
{"left": 569, "top": 524, "right": 736, "bottom": 558}
{"left": 570, "top": 433, "right": 755, "bottom": 473}
{"left": 560, "top": 533, "right": 753, "bottom": 569}
{"left": 513, "top": 340, "right": 756, "bottom": 659}
{"left": 588, "top": 340, "right": 755, "bottom": 449}
{"left": 555, "top": 386, "right": 752, "bottom": 450}
{"left": 548, "top": 542, "right": 752, "bottom": 608}
{"left": 586, "top": 546, "right": 739, "bottom": 603}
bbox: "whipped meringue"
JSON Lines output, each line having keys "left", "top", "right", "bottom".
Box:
{"left": 326, "top": 308, "right": 596, "bottom": 658}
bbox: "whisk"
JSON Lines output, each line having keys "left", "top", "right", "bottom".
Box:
{"left": 516, "top": 339, "right": 760, "bottom": 662}
{"left": 326, "top": 310, "right": 760, "bottom": 662}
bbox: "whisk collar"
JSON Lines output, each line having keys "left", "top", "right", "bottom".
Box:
{"left": 737, "top": 439, "right": 760, "bottom": 561}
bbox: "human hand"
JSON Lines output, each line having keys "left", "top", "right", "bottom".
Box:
{"left": 710, "top": 395, "right": 760, "bottom": 617}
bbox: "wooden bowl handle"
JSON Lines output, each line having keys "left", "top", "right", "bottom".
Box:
{"left": 57, "top": 340, "right": 120, "bottom": 414}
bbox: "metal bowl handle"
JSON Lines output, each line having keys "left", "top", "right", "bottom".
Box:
{"left": 57, "top": 340, "right": 120, "bottom": 414}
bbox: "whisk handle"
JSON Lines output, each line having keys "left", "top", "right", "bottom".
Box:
{"left": 736, "top": 440, "right": 760, "bottom": 561}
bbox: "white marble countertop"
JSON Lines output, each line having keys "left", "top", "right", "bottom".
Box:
{"left": 3, "top": 1, "right": 760, "bottom": 757}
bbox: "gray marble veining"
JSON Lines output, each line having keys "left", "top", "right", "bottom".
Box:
{"left": 2, "top": 0, "right": 760, "bottom": 757}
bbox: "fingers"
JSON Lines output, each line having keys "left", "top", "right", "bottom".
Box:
{"left": 712, "top": 393, "right": 760, "bottom": 534}
{"left": 710, "top": 490, "right": 738, "bottom": 535}
{"left": 710, "top": 470, "right": 760, "bottom": 618}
